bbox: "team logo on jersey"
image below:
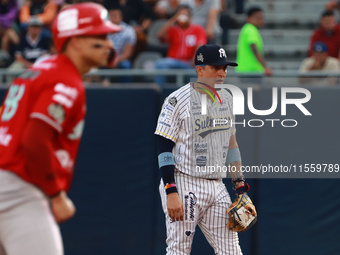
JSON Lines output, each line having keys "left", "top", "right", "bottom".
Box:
{"left": 168, "top": 97, "right": 177, "bottom": 107}
{"left": 194, "top": 115, "right": 231, "bottom": 138}
{"left": 48, "top": 103, "right": 65, "bottom": 124}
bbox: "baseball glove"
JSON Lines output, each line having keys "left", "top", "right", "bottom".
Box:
{"left": 227, "top": 193, "right": 257, "bottom": 232}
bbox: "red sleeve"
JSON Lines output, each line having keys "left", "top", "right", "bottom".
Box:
{"left": 197, "top": 25, "right": 208, "bottom": 45}
{"left": 30, "top": 83, "right": 79, "bottom": 132}
{"left": 166, "top": 26, "right": 175, "bottom": 43}
{"left": 21, "top": 118, "right": 61, "bottom": 196}
{"left": 308, "top": 30, "right": 319, "bottom": 57}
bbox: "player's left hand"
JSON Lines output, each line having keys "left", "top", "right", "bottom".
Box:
{"left": 51, "top": 191, "right": 76, "bottom": 223}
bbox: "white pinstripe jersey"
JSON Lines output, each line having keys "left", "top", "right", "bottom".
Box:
{"left": 155, "top": 83, "right": 236, "bottom": 179}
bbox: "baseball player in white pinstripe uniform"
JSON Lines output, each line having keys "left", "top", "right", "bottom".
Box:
{"left": 155, "top": 44, "right": 251, "bottom": 254}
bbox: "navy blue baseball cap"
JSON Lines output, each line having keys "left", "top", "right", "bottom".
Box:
{"left": 313, "top": 42, "right": 328, "bottom": 53}
{"left": 195, "top": 44, "right": 238, "bottom": 66}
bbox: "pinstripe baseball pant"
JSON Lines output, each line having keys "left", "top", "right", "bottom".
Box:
{"left": 160, "top": 171, "right": 243, "bottom": 255}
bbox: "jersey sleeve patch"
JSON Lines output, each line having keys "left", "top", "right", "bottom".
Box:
{"left": 168, "top": 97, "right": 177, "bottom": 107}
{"left": 48, "top": 103, "right": 65, "bottom": 124}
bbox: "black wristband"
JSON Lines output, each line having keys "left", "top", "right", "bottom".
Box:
{"left": 165, "top": 186, "right": 178, "bottom": 195}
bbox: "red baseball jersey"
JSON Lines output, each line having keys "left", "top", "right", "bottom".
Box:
{"left": 0, "top": 54, "right": 86, "bottom": 195}
{"left": 166, "top": 24, "right": 207, "bottom": 61}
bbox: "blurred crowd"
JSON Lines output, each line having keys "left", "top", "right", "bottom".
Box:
{"left": 0, "top": 0, "right": 340, "bottom": 86}
{"left": 0, "top": 0, "right": 237, "bottom": 69}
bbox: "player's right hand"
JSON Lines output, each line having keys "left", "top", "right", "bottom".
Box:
{"left": 51, "top": 191, "right": 76, "bottom": 223}
{"left": 167, "top": 193, "right": 184, "bottom": 222}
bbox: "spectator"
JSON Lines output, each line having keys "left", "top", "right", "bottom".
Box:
{"left": 104, "top": 5, "right": 136, "bottom": 83}
{"left": 104, "top": 0, "right": 154, "bottom": 59}
{"left": 8, "top": 17, "right": 50, "bottom": 71}
{"left": 235, "top": 6, "right": 272, "bottom": 76}
{"left": 108, "top": 5, "right": 136, "bottom": 70}
{"left": 308, "top": 10, "right": 340, "bottom": 59}
{"left": 299, "top": 42, "right": 340, "bottom": 85}
{"left": 188, "top": 0, "right": 221, "bottom": 43}
{"left": 154, "top": 4, "right": 207, "bottom": 86}
{"left": 0, "top": 0, "right": 20, "bottom": 53}
{"left": 219, "top": 0, "right": 239, "bottom": 45}
{"left": 19, "top": 0, "right": 58, "bottom": 36}
{"left": 154, "top": 0, "right": 187, "bottom": 19}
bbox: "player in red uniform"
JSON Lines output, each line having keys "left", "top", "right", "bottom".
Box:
{"left": 0, "top": 3, "right": 121, "bottom": 255}
{"left": 155, "top": 5, "right": 207, "bottom": 86}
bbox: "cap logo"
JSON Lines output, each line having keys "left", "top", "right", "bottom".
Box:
{"left": 315, "top": 45, "right": 322, "bottom": 51}
{"left": 100, "top": 9, "right": 109, "bottom": 21}
{"left": 197, "top": 53, "right": 204, "bottom": 62}
{"left": 58, "top": 9, "right": 78, "bottom": 32}
{"left": 219, "top": 48, "right": 226, "bottom": 58}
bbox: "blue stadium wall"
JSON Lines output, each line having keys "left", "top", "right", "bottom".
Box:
{"left": 0, "top": 86, "right": 339, "bottom": 255}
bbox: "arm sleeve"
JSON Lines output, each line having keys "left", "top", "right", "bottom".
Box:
{"left": 21, "top": 118, "right": 61, "bottom": 196}
{"left": 299, "top": 59, "right": 311, "bottom": 73}
{"left": 157, "top": 134, "right": 177, "bottom": 194}
{"left": 210, "top": 0, "right": 221, "bottom": 10}
{"left": 126, "top": 26, "right": 137, "bottom": 45}
{"left": 165, "top": 26, "right": 175, "bottom": 44}
{"left": 308, "top": 31, "right": 317, "bottom": 57}
{"left": 0, "top": 2, "right": 18, "bottom": 27}
{"left": 197, "top": 26, "right": 208, "bottom": 45}
{"left": 244, "top": 26, "right": 259, "bottom": 46}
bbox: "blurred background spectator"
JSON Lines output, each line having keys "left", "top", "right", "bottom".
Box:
{"left": 108, "top": 5, "right": 136, "bottom": 70}
{"left": 104, "top": 0, "right": 154, "bottom": 60}
{"left": 236, "top": 6, "right": 272, "bottom": 77}
{"left": 325, "top": 0, "right": 340, "bottom": 11}
{"left": 300, "top": 42, "right": 340, "bottom": 85}
{"left": 0, "top": 0, "right": 19, "bottom": 56}
{"left": 219, "top": 0, "right": 239, "bottom": 45}
{"left": 154, "top": 0, "right": 186, "bottom": 19}
{"left": 19, "top": 0, "right": 58, "bottom": 37}
{"left": 106, "top": 5, "right": 136, "bottom": 83}
{"left": 8, "top": 16, "right": 50, "bottom": 71}
{"left": 308, "top": 10, "right": 340, "bottom": 60}
{"left": 154, "top": 4, "right": 206, "bottom": 86}
{"left": 188, "top": 0, "right": 221, "bottom": 43}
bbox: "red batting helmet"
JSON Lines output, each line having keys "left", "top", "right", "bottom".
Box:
{"left": 51, "top": 3, "right": 122, "bottom": 52}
